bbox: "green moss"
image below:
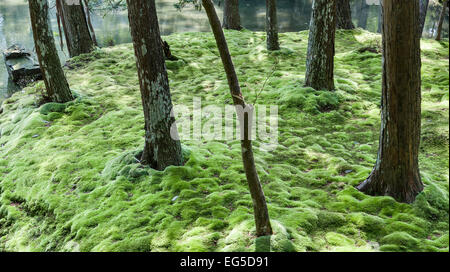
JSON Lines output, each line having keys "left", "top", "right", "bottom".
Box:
{"left": 325, "top": 232, "right": 355, "bottom": 246}
{"left": 39, "top": 103, "right": 67, "bottom": 115}
{"left": 380, "top": 232, "right": 419, "bottom": 251}
{"left": 0, "top": 30, "right": 448, "bottom": 252}
{"left": 317, "top": 211, "right": 346, "bottom": 229}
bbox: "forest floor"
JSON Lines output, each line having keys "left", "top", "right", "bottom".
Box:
{"left": 0, "top": 29, "right": 448, "bottom": 252}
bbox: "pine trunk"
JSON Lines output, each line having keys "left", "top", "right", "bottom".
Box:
{"left": 305, "top": 0, "right": 336, "bottom": 91}
{"left": 29, "top": 0, "right": 73, "bottom": 103}
{"left": 58, "top": 0, "right": 95, "bottom": 57}
{"left": 202, "top": 0, "right": 273, "bottom": 237}
{"left": 418, "top": 0, "right": 429, "bottom": 37}
{"left": 357, "top": 0, "right": 424, "bottom": 204}
{"left": 223, "top": 0, "right": 242, "bottom": 30}
{"left": 436, "top": 0, "right": 448, "bottom": 41}
{"left": 336, "top": 0, "right": 355, "bottom": 29}
{"left": 266, "top": 0, "right": 280, "bottom": 50}
{"left": 126, "top": 0, "right": 183, "bottom": 171}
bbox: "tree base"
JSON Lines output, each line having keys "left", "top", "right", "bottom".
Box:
{"left": 139, "top": 141, "right": 184, "bottom": 171}
{"left": 357, "top": 169, "right": 424, "bottom": 204}
{"left": 139, "top": 146, "right": 156, "bottom": 170}
{"left": 267, "top": 43, "right": 280, "bottom": 51}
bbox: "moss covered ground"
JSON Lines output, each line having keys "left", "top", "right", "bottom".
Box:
{"left": 0, "top": 29, "right": 448, "bottom": 252}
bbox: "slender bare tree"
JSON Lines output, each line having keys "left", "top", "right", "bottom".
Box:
{"left": 436, "top": 0, "right": 448, "bottom": 41}
{"left": 202, "top": 0, "right": 273, "bottom": 237}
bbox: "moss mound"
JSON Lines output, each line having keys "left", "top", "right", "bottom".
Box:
{"left": 0, "top": 29, "right": 448, "bottom": 252}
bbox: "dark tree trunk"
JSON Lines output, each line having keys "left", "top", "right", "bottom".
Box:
{"left": 266, "top": 0, "right": 280, "bottom": 50}
{"left": 126, "top": 0, "right": 183, "bottom": 170}
{"left": 336, "top": 0, "right": 355, "bottom": 29}
{"left": 29, "top": 0, "right": 73, "bottom": 103}
{"left": 357, "top": 0, "right": 424, "bottom": 204}
{"left": 305, "top": 0, "right": 336, "bottom": 91}
{"left": 56, "top": 0, "right": 95, "bottom": 57}
{"left": 202, "top": 0, "right": 273, "bottom": 237}
{"left": 223, "top": 0, "right": 242, "bottom": 30}
{"left": 418, "top": 0, "right": 429, "bottom": 37}
{"left": 436, "top": 0, "right": 448, "bottom": 41}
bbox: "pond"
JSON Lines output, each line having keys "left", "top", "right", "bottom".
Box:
{"left": 0, "top": 0, "right": 448, "bottom": 103}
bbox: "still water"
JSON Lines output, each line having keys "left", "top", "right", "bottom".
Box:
{"left": 0, "top": 0, "right": 448, "bottom": 103}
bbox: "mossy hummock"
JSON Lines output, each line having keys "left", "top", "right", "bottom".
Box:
{"left": 0, "top": 29, "right": 448, "bottom": 252}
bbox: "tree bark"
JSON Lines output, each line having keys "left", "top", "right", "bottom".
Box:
{"left": 223, "top": 0, "right": 242, "bottom": 30}
{"left": 29, "top": 0, "right": 73, "bottom": 103}
{"left": 56, "top": 0, "right": 95, "bottom": 58}
{"left": 435, "top": 0, "right": 448, "bottom": 41}
{"left": 126, "top": 0, "right": 183, "bottom": 171}
{"left": 357, "top": 0, "right": 424, "bottom": 204}
{"left": 305, "top": 0, "right": 336, "bottom": 91}
{"left": 336, "top": 0, "right": 355, "bottom": 29}
{"left": 202, "top": 0, "right": 273, "bottom": 237}
{"left": 418, "top": 0, "right": 429, "bottom": 37}
{"left": 266, "top": 0, "right": 280, "bottom": 50}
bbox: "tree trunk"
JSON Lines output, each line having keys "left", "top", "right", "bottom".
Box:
{"left": 357, "top": 0, "right": 424, "bottom": 204}
{"left": 126, "top": 0, "right": 183, "bottom": 171}
{"left": 202, "top": 0, "right": 273, "bottom": 237}
{"left": 358, "top": 0, "right": 368, "bottom": 29}
{"left": 435, "top": 0, "right": 448, "bottom": 41}
{"left": 29, "top": 0, "right": 73, "bottom": 103}
{"left": 336, "top": 0, "right": 355, "bottom": 29}
{"left": 305, "top": 0, "right": 336, "bottom": 91}
{"left": 223, "top": 0, "right": 242, "bottom": 30}
{"left": 83, "top": 0, "right": 98, "bottom": 46}
{"left": 418, "top": 0, "right": 429, "bottom": 37}
{"left": 266, "top": 0, "right": 280, "bottom": 50}
{"left": 56, "top": 0, "right": 95, "bottom": 58}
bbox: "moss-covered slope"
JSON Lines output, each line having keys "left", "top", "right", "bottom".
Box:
{"left": 0, "top": 29, "right": 448, "bottom": 252}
